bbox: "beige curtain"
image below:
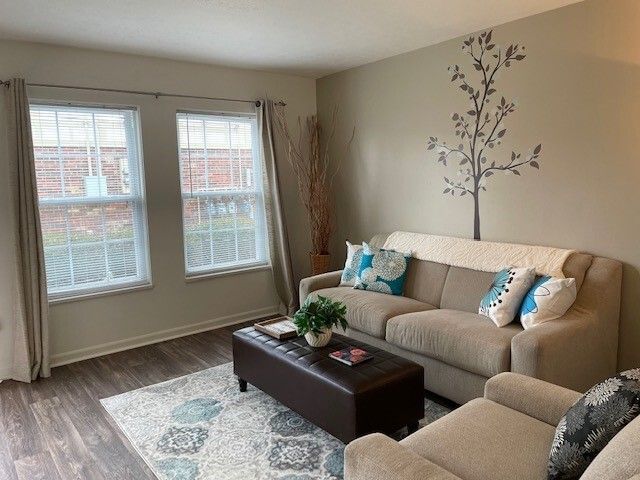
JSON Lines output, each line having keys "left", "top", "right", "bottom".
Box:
{"left": 257, "top": 99, "right": 297, "bottom": 315}
{"left": 5, "top": 78, "right": 50, "bottom": 381}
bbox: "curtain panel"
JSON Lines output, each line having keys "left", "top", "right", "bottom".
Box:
{"left": 257, "top": 100, "right": 298, "bottom": 315}
{"left": 5, "top": 78, "right": 50, "bottom": 381}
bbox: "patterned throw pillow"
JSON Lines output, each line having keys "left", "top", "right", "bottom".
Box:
{"left": 353, "top": 243, "right": 410, "bottom": 296}
{"left": 339, "top": 241, "right": 364, "bottom": 286}
{"left": 519, "top": 276, "right": 577, "bottom": 329}
{"left": 548, "top": 369, "right": 640, "bottom": 480}
{"left": 479, "top": 267, "right": 535, "bottom": 327}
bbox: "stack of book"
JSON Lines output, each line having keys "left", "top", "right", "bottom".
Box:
{"left": 329, "top": 347, "right": 373, "bottom": 366}
{"left": 254, "top": 316, "right": 298, "bottom": 339}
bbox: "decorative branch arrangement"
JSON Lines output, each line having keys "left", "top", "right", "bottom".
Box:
{"left": 427, "top": 30, "right": 542, "bottom": 240}
{"left": 273, "top": 106, "right": 354, "bottom": 268}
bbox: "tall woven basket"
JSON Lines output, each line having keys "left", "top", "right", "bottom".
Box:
{"left": 310, "top": 253, "right": 331, "bottom": 275}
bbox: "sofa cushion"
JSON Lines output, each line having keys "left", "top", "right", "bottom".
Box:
{"left": 386, "top": 309, "right": 523, "bottom": 377}
{"left": 401, "top": 398, "right": 555, "bottom": 480}
{"left": 310, "top": 287, "right": 435, "bottom": 338}
{"left": 403, "top": 259, "right": 450, "bottom": 307}
{"left": 436, "top": 254, "right": 592, "bottom": 315}
{"left": 439, "top": 266, "right": 496, "bottom": 313}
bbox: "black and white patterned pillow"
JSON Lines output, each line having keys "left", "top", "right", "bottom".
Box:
{"left": 548, "top": 369, "right": 640, "bottom": 480}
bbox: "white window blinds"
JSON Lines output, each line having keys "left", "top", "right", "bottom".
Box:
{"left": 176, "top": 111, "right": 269, "bottom": 276}
{"left": 30, "top": 103, "right": 151, "bottom": 299}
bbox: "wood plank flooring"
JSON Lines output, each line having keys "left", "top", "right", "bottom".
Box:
{"left": 0, "top": 320, "right": 256, "bottom": 480}
{"left": 0, "top": 319, "right": 456, "bottom": 479}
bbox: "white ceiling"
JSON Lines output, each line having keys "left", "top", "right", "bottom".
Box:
{"left": 0, "top": 0, "right": 582, "bottom": 78}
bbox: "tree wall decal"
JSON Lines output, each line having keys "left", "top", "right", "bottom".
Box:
{"left": 427, "top": 30, "right": 542, "bottom": 240}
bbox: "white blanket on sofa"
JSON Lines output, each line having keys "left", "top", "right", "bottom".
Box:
{"left": 382, "top": 231, "right": 575, "bottom": 278}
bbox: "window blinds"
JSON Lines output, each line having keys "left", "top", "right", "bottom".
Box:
{"left": 30, "top": 103, "right": 151, "bottom": 298}
{"left": 176, "top": 111, "right": 268, "bottom": 276}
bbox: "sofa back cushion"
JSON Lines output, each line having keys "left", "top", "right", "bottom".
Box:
{"left": 400, "top": 252, "right": 593, "bottom": 314}
{"left": 440, "top": 267, "right": 496, "bottom": 313}
{"left": 403, "top": 259, "right": 450, "bottom": 307}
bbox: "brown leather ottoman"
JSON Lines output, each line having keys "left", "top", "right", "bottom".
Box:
{"left": 232, "top": 327, "right": 424, "bottom": 443}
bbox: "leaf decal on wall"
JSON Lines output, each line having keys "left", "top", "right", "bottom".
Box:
{"left": 425, "top": 30, "right": 543, "bottom": 240}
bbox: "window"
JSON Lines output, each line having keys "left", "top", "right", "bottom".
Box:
{"left": 30, "top": 103, "right": 151, "bottom": 299}
{"left": 176, "top": 111, "right": 269, "bottom": 276}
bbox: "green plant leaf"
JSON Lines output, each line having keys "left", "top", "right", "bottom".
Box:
{"left": 291, "top": 297, "right": 349, "bottom": 335}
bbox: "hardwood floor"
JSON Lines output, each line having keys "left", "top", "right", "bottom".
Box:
{"left": 0, "top": 320, "right": 256, "bottom": 480}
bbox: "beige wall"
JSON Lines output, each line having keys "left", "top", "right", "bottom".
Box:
{"left": 317, "top": 0, "right": 640, "bottom": 369}
{"left": 0, "top": 41, "right": 315, "bottom": 374}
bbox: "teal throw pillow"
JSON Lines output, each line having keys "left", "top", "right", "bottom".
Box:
{"left": 354, "top": 243, "right": 410, "bottom": 296}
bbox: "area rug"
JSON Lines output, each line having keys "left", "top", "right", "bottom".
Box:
{"left": 101, "top": 362, "right": 451, "bottom": 480}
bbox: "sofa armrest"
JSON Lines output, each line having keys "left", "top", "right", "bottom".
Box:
{"left": 511, "top": 257, "right": 622, "bottom": 392}
{"left": 298, "top": 270, "right": 343, "bottom": 303}
{"left": 345, "top": 433, "right": 462, "bottom": 480}
{"left": 484, "top": 372, "right": 581, "bottom": 426}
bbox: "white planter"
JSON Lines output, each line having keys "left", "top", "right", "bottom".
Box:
{"left": 304, "top": 328, "right": 332, "bottom": 347}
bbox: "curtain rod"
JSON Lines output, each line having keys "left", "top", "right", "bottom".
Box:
{"left": 0, "top": 80, "right": 286, "bottom": 106}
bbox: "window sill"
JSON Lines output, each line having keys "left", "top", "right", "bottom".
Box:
{"left": 185, "top": 264, "right": 272, "bottom": 283}
{"left": 48, "top": 282, "right": 153, "bottom": 305}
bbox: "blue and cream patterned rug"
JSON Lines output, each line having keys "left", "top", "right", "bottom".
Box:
{"left": 101, "top": 362, "right": 450, "bottom": 480}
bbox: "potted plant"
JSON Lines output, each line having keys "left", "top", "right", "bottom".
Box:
{"left": 293, "top": 296, "right": 347, "bottom": 347}
{"left": 273, "top": 106, "right": 354, "bottom": 275}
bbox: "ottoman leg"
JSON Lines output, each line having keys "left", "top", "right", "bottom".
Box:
{"left": 238, "top": 378, "right": 247, "bottom": 392}
{"left": 407, "top": 421, "right": 419, "bottom": 435}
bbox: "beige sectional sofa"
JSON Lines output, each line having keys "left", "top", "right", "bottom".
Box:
{"left": 344, "top": 373, "right": 640, "bottom": 480}
{"left": 299, "top": 237, "right": 622, "bottom": 404}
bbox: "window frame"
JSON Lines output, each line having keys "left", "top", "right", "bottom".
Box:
{"left": 30, "top": 100, "right": 152, "bottom": 301}
{"left": 175, "top": 109, "right": 270, "bottom": 278}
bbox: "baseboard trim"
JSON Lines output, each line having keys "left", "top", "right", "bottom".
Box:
{"left": 50, "top": 305, "right": 280, "bottom": 368}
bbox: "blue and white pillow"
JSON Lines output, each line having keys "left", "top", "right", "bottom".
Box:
{"left": 340, "top": 241, "right": 365, "bottom": 286}
{"left": 354, "top": 243, "right": 410, "bottom": 296}
{"left": 519, "top": 276, "right": 577, "bottom": 329}
{"left": 479, "top": 267, "right": 535, "bottom": 327}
